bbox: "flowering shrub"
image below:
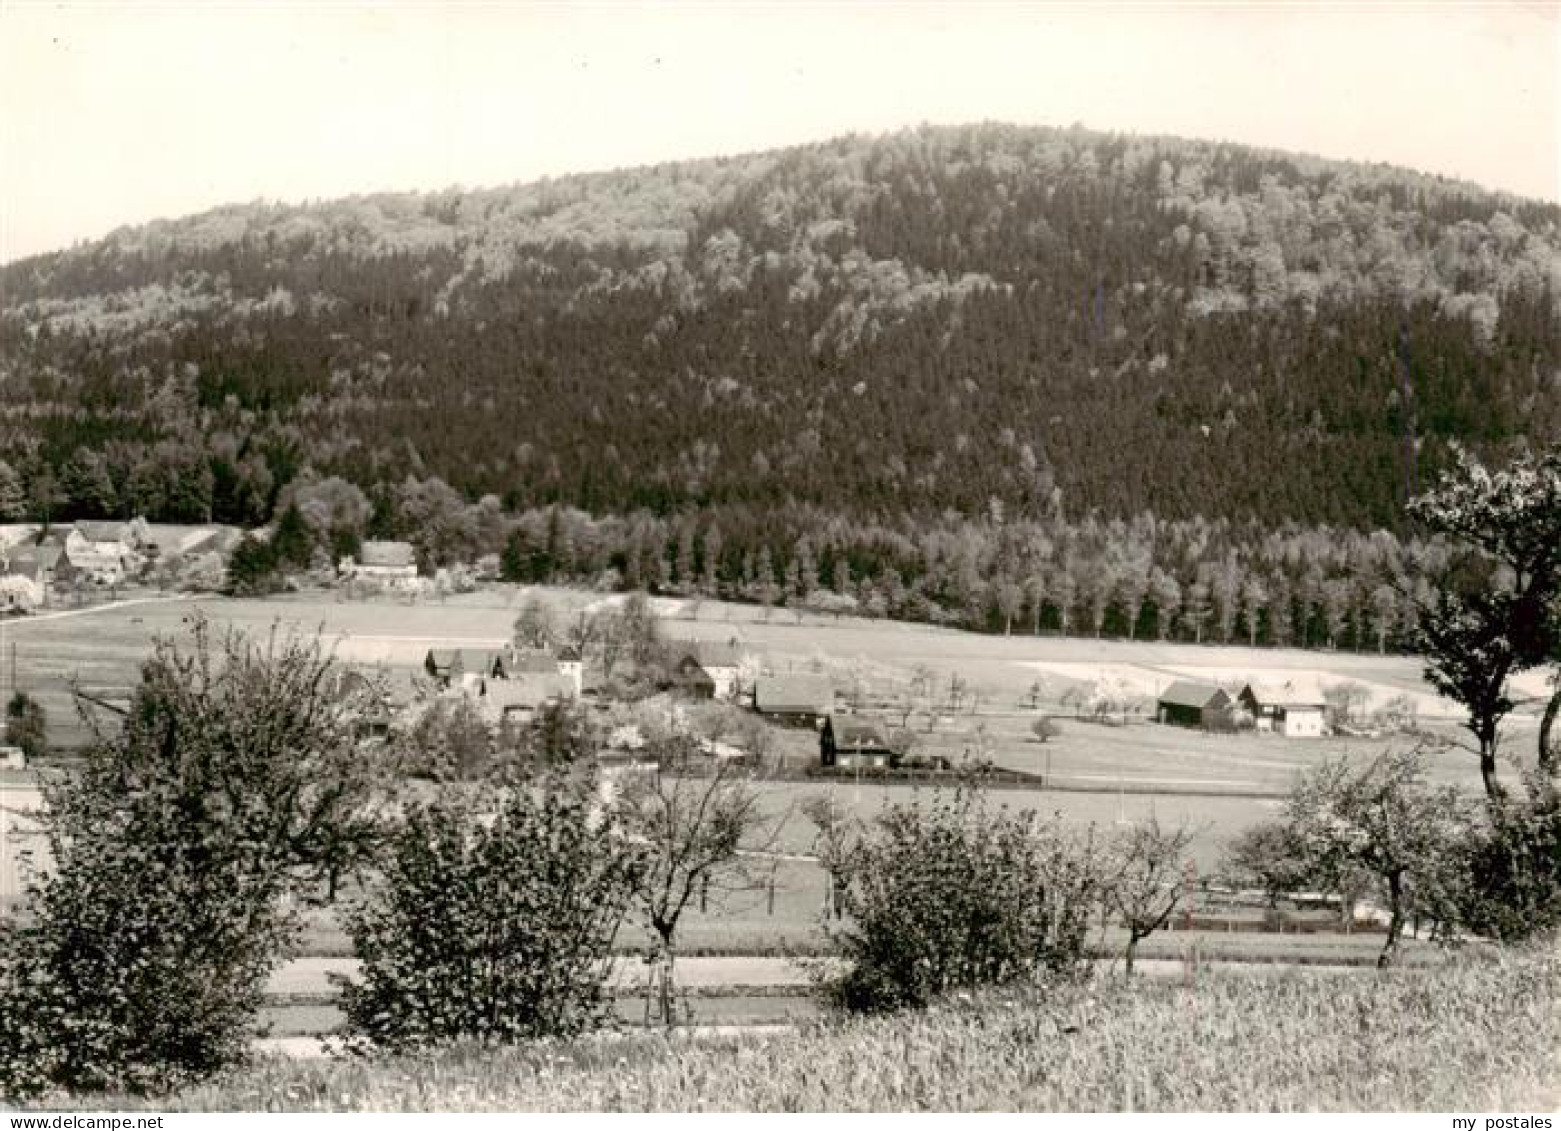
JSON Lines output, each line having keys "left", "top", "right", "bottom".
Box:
{"left": 0, "top": 801, "right": 294, "bottom": 1099}
{"left": 0, "top": 616, "right": 382, "bottom": 1100}
{"left": 1452, "top": 784, "right": 1561, "bottom": 943}
{"left": 336, "top": 771, "right": 643, "bottom": 1052}
{"left": 1280, "top": 748, "right": 1470, "bottom": 967}
{"left": 820, "top": 787, "right": 1102, "bottom": 1013}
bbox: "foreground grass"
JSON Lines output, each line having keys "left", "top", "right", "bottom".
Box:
{"left": 49, "top": 950, "right": 1560, "bottom": 1112}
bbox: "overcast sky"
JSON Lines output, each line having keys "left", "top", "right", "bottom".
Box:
{"left": 1, "top": 1, "right": 1557, "bottom": 264}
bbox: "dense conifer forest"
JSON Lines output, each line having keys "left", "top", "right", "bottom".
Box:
{"left": 2, "top": 123, "right": 1558, "bottom": 646}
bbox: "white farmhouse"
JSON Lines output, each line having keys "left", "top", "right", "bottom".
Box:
{"left": 340, "top": 540, "right": 418, "bottom": 585}
{"left": 1238, "top": 679, "right": 1328, "bottom": 738}
{"left": 64, "top": 520, "right": 143, "bottom": 585}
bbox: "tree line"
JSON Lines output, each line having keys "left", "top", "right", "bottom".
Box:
{"left": 210, "top": 468, "right": 1468, "bottom": 657}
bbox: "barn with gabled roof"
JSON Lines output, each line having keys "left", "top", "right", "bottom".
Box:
{"left": 1156, "top": 680, "right": 1232, "bottom": 729}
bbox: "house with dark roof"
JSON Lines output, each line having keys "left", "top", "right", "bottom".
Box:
{"left": 670, "top": 654, "right": 717, "bottom": 699}
{"left": 753, "top": 674, "right": 833, "bottom": 727}
{"left": 424, "top": 647, "right": 508, "bottom": 686}
{"left": 667, "top": 639, "right": 748, "bottom": 700}
{"left": 480, "top": 673, "right": 575, "bottom": 726}
{"left": 820, "top": 714, "right": 896, "bottom": 768}
{"left": 1156, "top": 681, "right": 1233, "bottom": 729}
{"left": 507, "top": 645, "right": 588, "bottom": 696}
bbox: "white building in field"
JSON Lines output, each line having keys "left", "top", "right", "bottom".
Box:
{"left": 0, "top": 574, "right": 43, "bottom": 612}
{"left": 1238, "top": 680, "right": 1327, "bottom": 738}
{"left": 340, "top": 540, "right": 418, "bottom": 585}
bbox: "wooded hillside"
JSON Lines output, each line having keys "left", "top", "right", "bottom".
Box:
{"left": 1, "top": 124, "right": 1558, "bottom": 645}
{"left": 4, "top": 123, "right": 1557, "bottom": 529}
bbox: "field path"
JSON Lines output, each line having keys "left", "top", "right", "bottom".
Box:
{"left": 3, "top": 593, "right": 193, "bottom": 629}
{"left": 267, "top": 950, "right": 1388, "bottom": 1002}
{"left": 268, "top": 956, "right": 814, "bottom": 998}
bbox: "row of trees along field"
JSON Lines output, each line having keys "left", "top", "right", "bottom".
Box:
{"left": 208, "top": 462, "right": 1521, "bottom": 657}
{"left": 2, "top": 125, "right": 1558, "bottom": 558}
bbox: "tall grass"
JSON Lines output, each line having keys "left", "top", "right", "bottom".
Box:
{"left": 36, "top": 950, "right": 1559, "bottom": 1112}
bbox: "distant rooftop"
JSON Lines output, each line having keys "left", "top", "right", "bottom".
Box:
{"left": 358, "top": 540, "right": 416, "bottom": 568}
{"left": 755, "top": 674, "right": 833, "bottom": 714}
{"left": 1157, "top": 680, "right": 1228, "bottom": 709}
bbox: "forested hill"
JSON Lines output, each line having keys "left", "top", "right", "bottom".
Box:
{"left": 2, "top": 122, "right": 1559, "bottom": 535}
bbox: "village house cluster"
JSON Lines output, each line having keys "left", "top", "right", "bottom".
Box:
{"left": 0, "top": 519, "right": 239, "bottom": 611}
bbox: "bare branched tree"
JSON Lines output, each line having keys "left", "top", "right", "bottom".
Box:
{"left": 1106, "top": 817, "right": 1198, "bottom": 975}
{"left": 800, "top": 792, "right": 859, "bottom": 919}
{"left": 616, "top": 733, "right": 785, "bottom": 1025}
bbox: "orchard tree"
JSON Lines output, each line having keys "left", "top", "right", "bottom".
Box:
{"left": 801, "top": 792, "right": 859, "bottom": 919}
{"left": 0, "top": 616, "right": 392, "bottom": 1097}
{"left": 617, "top": 733, "right": 778, "bottom": 1025}
{"left": 1223, "top": 820, "right": 1312, "bottom": 911}
{"left": 4, "top": 691, "right": 47, "bottom": 761}
{"left": 1105, "top": 818, "right": 1197, "bottom": 974}
{"left": 512, "top": 594, "right": 557, "bottom": 651}
{"left": 336, "top": 772, "right": 643, "bottom": 1052}
{"left": 1406, "top": 444, "right": 1561, "bottom": 798}
{"left": 823, "top": 786, "right": 1103, "bottom": 1013}
{"left": 1282, "top": 749, "right": 1468, "bottom": 968}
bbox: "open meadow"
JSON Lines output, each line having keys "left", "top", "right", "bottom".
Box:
{"left": 3, "top": 582, "right": 1532, "bottom": 923}
{"left": 4, "top": 582, "right": 1544, "bottom": 756}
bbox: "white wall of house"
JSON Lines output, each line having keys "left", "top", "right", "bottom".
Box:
{"left": 0, "top": 575, "right": 42, "bottom": 611}
{"left": 1280, "top": 707, "right": 1326, "bottom": 737}
{"left": 706, "top": 664, "right": 739, "bottom": 701}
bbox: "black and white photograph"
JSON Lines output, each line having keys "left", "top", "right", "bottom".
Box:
{"left": 0, "top": 0, "right": 1558, "bottom": 1116}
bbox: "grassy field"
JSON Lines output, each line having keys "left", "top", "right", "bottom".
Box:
{"left": 3, "top": 583, "right": 1521, "bottom": 779}
{"left": 36, "top": 950, "right": 1558, "bottom": 1112}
